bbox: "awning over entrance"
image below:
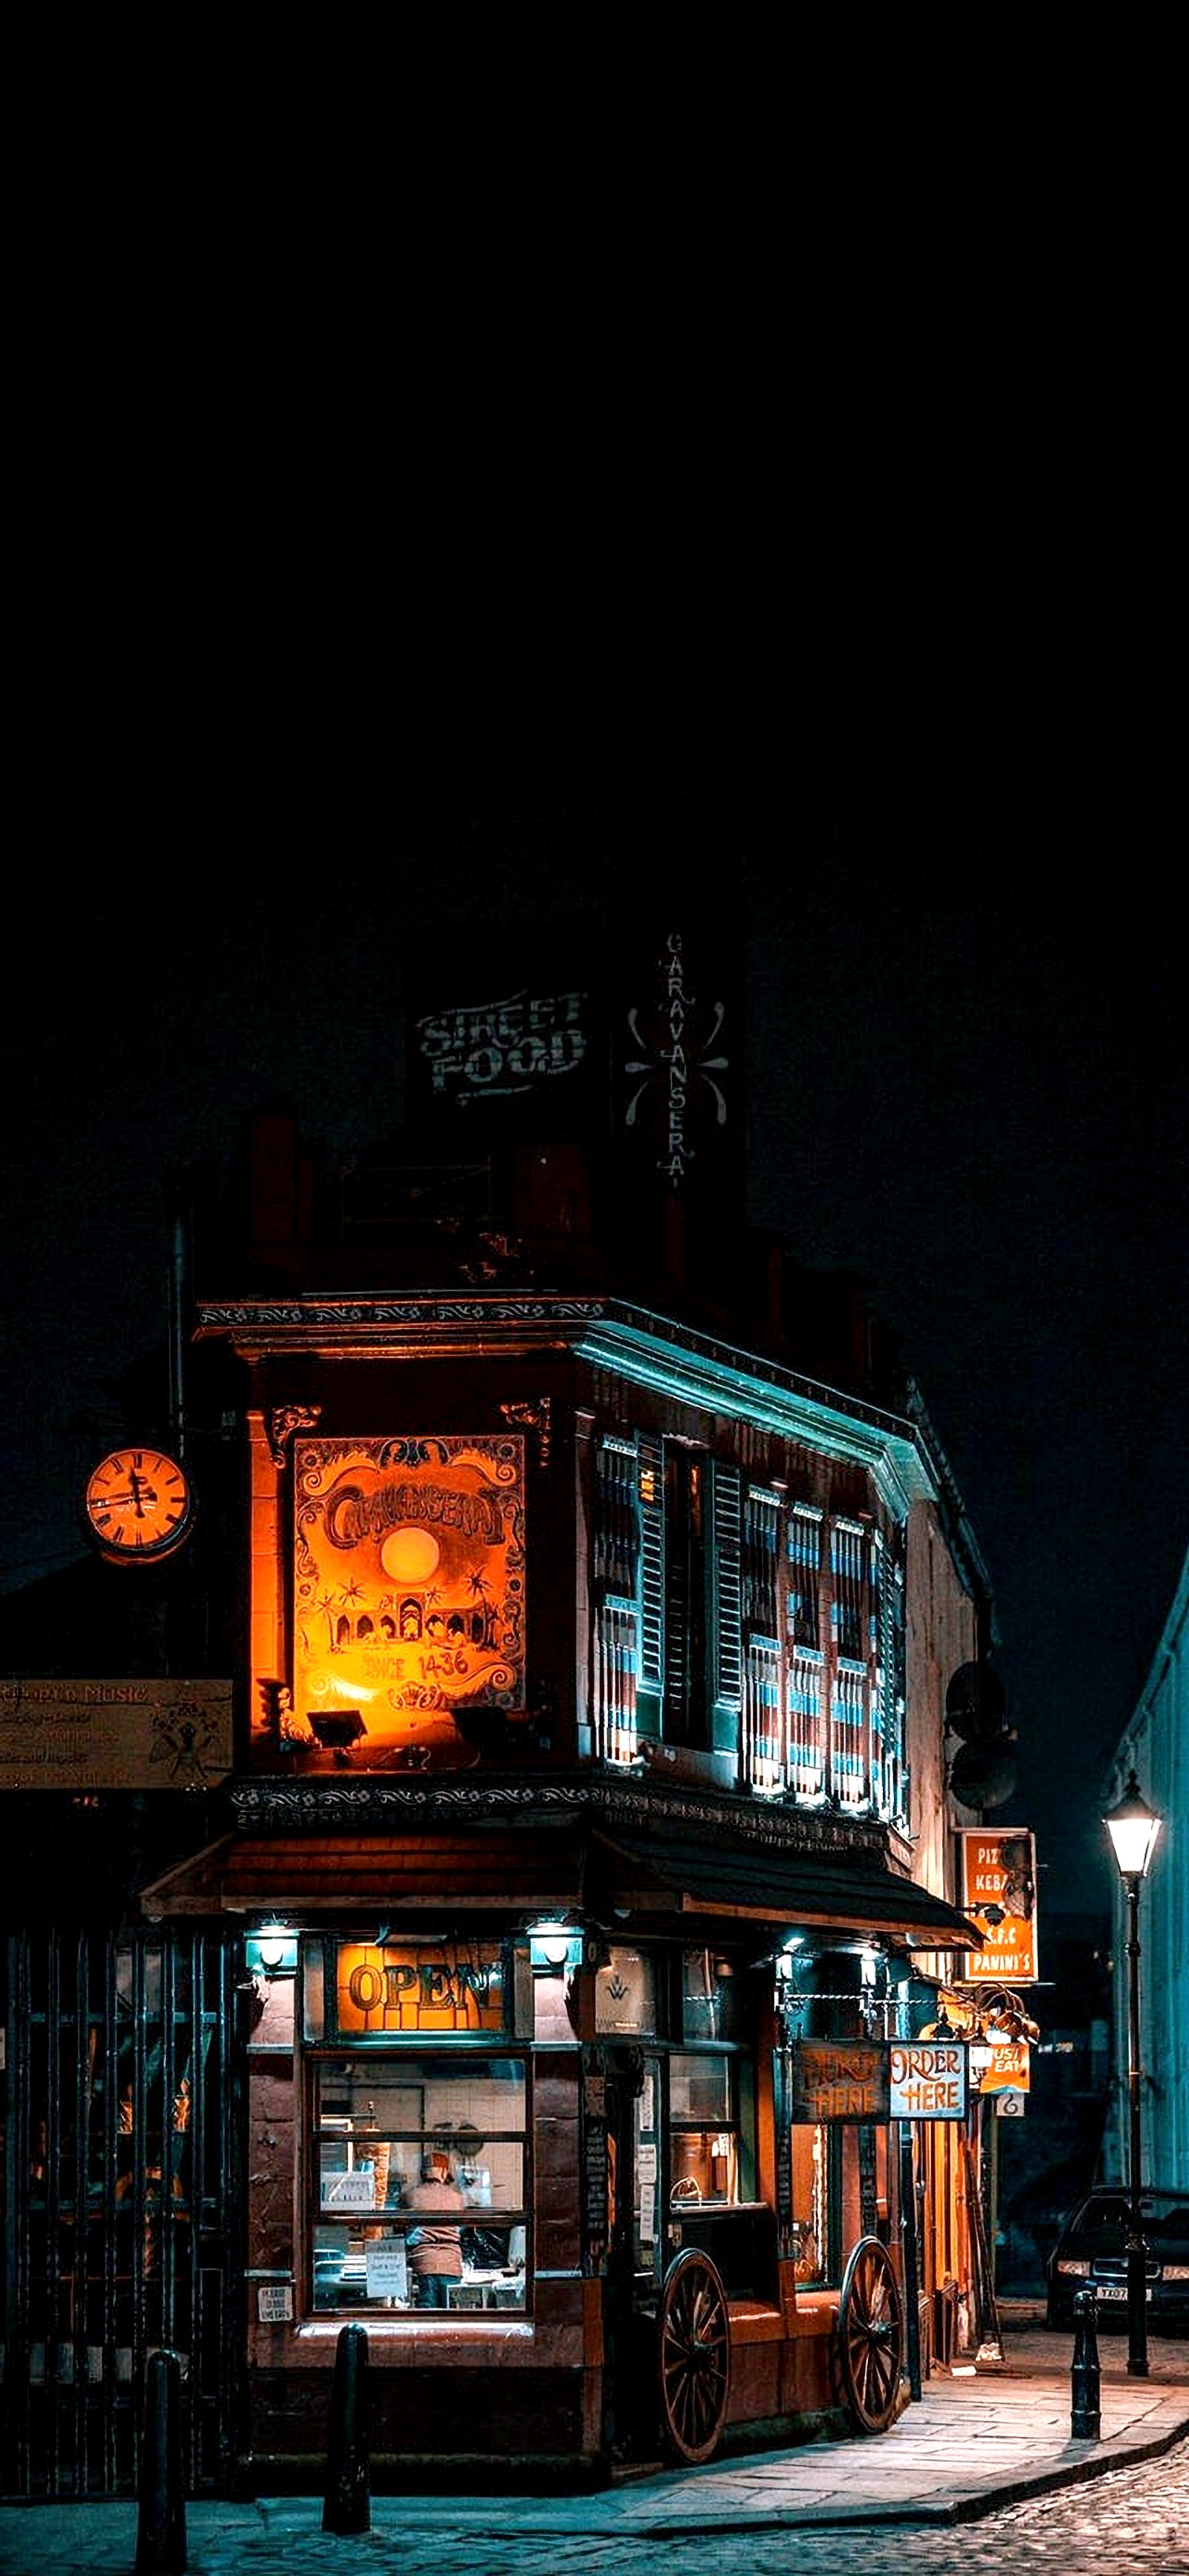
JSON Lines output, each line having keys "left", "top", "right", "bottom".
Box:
{"left": 140, "top": 1817, "right": 979, "bottom": 1949}
{"left": 140, "top": 1830, "right": 589, "bottom": 1920}
{"left": 586, "top": 1827, "right": 982, "bottom": 1948}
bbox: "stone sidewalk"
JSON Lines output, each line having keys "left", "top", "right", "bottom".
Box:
{"left": 1, "top": 2315, "right": 1187, "bottom": 2574}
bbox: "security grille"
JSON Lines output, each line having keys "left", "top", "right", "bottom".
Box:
{"left": 2, "top": 1926, "right": 240, "bottom": 2498}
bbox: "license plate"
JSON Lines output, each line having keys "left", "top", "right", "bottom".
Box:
{"left": 1095, "top": 2285, "right": 1150, "bottom": 2302}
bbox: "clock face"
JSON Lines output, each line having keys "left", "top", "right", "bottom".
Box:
{"left": 83, "top": 1446, "right": 195, "bottom": 1562}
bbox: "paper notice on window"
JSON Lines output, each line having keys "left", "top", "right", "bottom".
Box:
{"left": 637, "top": 2143, "right": 658, "bottom": 2184}
{"left": 366, "top": 2238, "right": 409, "bottom": 2300}
{"left": 639, "top": 2187, "right": 655, "bottom": 2245}
{"left": 321, "top": 2166, "right": 376, "bottom": 2211}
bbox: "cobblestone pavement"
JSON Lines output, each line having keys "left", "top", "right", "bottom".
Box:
{"left": 3, "top": 2318, "right": 1187, "bottom": 2576}
{"left": 4, "top": 2443, "right": 1185, "bottom": 2576}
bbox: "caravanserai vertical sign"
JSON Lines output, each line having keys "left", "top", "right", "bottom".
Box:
{"left": 279, "top": 1434, "right": 525, "bottom": 1768}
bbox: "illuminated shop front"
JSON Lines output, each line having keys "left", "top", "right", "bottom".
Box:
{"left": 143, "top": 1802, "right": 979, "bottom": 2477}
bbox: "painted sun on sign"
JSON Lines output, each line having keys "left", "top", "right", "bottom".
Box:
{"left": 285, "top": 1436, "right": 525, "bottom": 1767}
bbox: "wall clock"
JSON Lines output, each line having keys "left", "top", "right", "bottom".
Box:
{"left": 83, "top": 1444, "right": 195, "bottom": 1564}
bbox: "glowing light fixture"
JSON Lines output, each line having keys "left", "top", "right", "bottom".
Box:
{"left": 1104, "top": 1769, "right": 1162, "bottom": 2378}
{"left": 1103, "top": 1770, "right": 1162, "bottom": 1883}
{"left": 529, "top": 1918, "right": 574, "bottom": 1970}
{"left": 247, "top": 1921, "right": 298, "bottom": 1977}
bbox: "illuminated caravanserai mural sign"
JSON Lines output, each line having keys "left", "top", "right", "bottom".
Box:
{"left": 279, "top": 1435, "right": 525, "bottom": 1768}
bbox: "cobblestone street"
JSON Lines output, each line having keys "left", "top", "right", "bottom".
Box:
{"left": 4, "top": 2441, "right": 1188, "bottom": 2576}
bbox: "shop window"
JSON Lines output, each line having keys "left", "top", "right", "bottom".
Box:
{"left": 667, "top": 2039, "right": 770, "bottom": 2300}
{"left": 790, "top": 2120, "right": 838, "bottom": 2286}
{"left": 309, "top": 2055, "right": 528, "bottom": 2316}
{"left": 669, "top": 2053, "right": 744, "bottom": 2207}
{"left": 681, "top": 1947, "right": 745, "bottom": 2044}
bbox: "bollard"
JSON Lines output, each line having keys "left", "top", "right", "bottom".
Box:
{"left": 323, "top": 2320, "right": 371, "bottom": 2534}
{"left": 135, "top": 2347, "right": 187, "bottom": 2575}
{"left": 1070, "top": 2285, "right": 1101, "bottom": 2440}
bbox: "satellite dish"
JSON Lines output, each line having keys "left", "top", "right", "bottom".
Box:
{"left": 945, "top": 1660, "right": 1006, "bottom": 1743}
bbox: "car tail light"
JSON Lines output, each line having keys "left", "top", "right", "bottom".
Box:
{"left": 1162, "top": 2263, "right": 1189, "bottom": 2280}
{"left": 1055, "top": 2258, "right": 1090, "bottom": 2277}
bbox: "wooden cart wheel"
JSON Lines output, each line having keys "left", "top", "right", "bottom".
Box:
{"left": 836, "top": 2234, "right": 904, "bottom": 2434}
{"left": 658, "top": 2246, "right": 731, "bottom": 2463}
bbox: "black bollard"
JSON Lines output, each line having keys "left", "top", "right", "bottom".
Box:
{"left": 135, "top": 2347, "right": 187, "bottom": 2575}
{"left": 323, "top": 2320, "right": 371, "bottom": 2534}
{"left": 1070, "top": 2285, "right": 1101, "bottom": 2440}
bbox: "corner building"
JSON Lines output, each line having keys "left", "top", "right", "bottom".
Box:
{"left": 1, "top": 923, "right": 991, "bottom": 2491}
{"left": 144, "top": 1237, "right": 983, "bottom": 2476}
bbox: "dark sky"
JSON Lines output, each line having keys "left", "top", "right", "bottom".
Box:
{"left": 3, "top": 815, "right": 1185, "bottom": 1933}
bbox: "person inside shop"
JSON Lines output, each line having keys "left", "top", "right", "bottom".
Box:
{"left": 406, "top": 2151, "right": 466, "bottom": 2308}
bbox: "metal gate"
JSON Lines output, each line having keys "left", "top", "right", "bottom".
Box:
{"left": 2, "top": 1925, "right": 241, "bottom": 2497}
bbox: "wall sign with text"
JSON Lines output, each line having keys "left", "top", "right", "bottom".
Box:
{"left": 888, "top": 2041, "right": 968, "bottom": 2120}
{"left": 957, "top": 1828, "right": 1038, "bottom": 1983}
{"left": 789, "top": 2042, "right": 890, "bottom": 2123}
{"left": 275, "top": 1434, "right": 525, "bottom": 1769}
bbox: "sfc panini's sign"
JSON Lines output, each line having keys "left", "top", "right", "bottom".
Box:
{"left": 0, "top": 1679, "right": 233, "bottom": 1790}
{"left": 957, "top": 1829, "right": 1039, "bottom": 1983}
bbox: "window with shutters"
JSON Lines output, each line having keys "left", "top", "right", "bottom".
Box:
{"left": 785, "top": 1506, "right": 826, "bottom": 1799}
{"left": 742, "top": 1486, "right": 783, "bottom": 1793}
{"left": 590, "top": 1438, "right": 904, "bottom": 1822}
{"left": 592, "top": 1438, "right": 641, "bottom": 1764}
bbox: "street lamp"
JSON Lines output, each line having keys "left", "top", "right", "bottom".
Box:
{"left": 1103, "top": 1769, "right": 1162, "bottom": 2378}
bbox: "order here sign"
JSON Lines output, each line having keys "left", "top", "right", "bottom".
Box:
{"left": 889, "top": 2042, "right": 968, "bottom": 2120}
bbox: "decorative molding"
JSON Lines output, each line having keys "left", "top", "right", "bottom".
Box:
{"left": 268, "top": 1405, "right": 323, "bottom": 1469}
{"left": 499, "top": 1397, "right": 552, "bottom": 1467}
{"left": 229, "top": 1767, "right": 893, "bottom": 1865}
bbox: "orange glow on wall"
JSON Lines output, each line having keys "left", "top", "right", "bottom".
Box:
{"left": 262, "top": 1434, "right": 525, "bottom": 1768}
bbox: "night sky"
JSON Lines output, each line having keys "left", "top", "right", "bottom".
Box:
{"left": 3, "top": 814, "right": 1185, "bottom": 1935}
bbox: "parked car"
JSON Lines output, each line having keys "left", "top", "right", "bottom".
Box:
{"left": 1046, "top": 2188, "right": 1189, "bottom": 2331}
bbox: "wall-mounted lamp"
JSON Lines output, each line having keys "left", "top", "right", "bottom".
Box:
{"left": 246, "top": 1923, "right": 299, "bottom": 1978}
{"left": 528, "top": 1920, "right": 577, "bottom": 1973}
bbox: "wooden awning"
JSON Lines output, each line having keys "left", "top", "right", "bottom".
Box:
{"left": 586, "top": 1828, "right": 982, "bottom": 1948}
{"left": 140, "top": 1829, "right": 589, "bottom": 1920}
{"left": 140, "top": 1818, "right": 978, "bottom": 1949}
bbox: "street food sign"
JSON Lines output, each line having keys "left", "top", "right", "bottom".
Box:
{"left": 957, "top": 1828, "right": 1039, "bottom": 1984}
{"left": 888, "top": 2041, "right": 968, "bottom": 2120}
{"left": 790, "top": 2042, "right": 889, "bottom": 2123}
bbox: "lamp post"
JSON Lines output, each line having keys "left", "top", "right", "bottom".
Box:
{"left": 1103, "top": 1769, "right": 1162, "bottom": 2378}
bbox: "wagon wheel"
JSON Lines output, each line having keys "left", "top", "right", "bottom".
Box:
{"left": 658, "top": 2246, "right": 731, "bottom": 2463}
{"left": 836, "top": 2235, "right": 904, "bottom": 2434}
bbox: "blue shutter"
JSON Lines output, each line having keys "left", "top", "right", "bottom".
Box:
{"left": 711, "top": 1459, "right": 743, "bottom": 1752}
